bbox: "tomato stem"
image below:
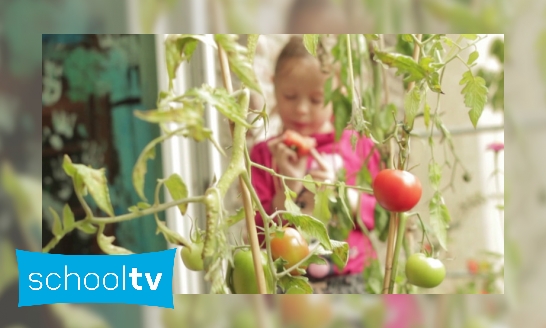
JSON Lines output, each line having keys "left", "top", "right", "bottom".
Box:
{"left": 389, "top": 213, "right": 408, "bottom": 293}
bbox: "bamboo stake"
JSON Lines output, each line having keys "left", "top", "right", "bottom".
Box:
{"left": 217, "top": 45, "right": 267, "bottom": 294}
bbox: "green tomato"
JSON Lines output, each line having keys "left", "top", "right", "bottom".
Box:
{"left": 229, "top": 249, "right": 274, "bottom": 294}
{"left": 181, "top": 242, "right": 204, "bottom": 271}
{"left": 405, "top": 253, "right": 446, "bottom": 288}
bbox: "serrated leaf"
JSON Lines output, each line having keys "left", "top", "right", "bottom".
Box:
{"left": 462, "top": 34, "right": 478, "bottom": 40}
{"left": 214, "top": 34, "right": 262, "bottom": 94}
{"left": 226, "top": 207, "right": 246, "bottom": 227}
{"left": 428, "top": 162, "right": 442, "bottom": 189}
{"left": 467, "top": 51, "right": 479, "bottom": 65}
{"left": 424, "top": 102, "right": 431, "bottom": 128}
{"left": 97, "top": 234, "right": 134, "bottom": 255}
{"left": 330, "top": 240, "right": 349, "bottom": 271}
{"left": 278, "top": 275, "right": 313, "bottom": 294}
{"left": 303, "top": 34, "right": 319, "bottom": 57}
{"left": 165, "top": 35, "right": 199, "bottom": 84}
{"left": 164, "top": 173, "right": 189, "bottom": 215}
{"left": 313, "top": 188, "right": 332, "bottom": 224}
{"left": 374, "top": 51, "right": 426, "bottom": 82}
{"left": 460, "top": 70, "right": 488, "bottom": 128}
{"left": 404, "top": 86, "right": 423, "bottom": 127}
{"left": 49, "top": 207, "right": 63, "bottom": 238}
{"left": 62, "top": 204, "right": 75, "bottom": 232}
{"left": 63, "top": 156, "right": 114, "bottom": 216}
{"left": 76, "top": 221, "right": 97, "bottom": 234}
{"left": 282, "top": 213, "right": 331, "bottom": 250}
{"left": 429, "top": 193, "right": 450, "bottom": 250}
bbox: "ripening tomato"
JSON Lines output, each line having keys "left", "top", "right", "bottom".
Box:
{"left": 282, "top": 130, "right": 315, "bottom": 157}
{"left": 181, "top": 242, "right": 204, "bottom": 271}
{"left": 373, "top": 169, "right": 422, "bottom": 212}
{"left": 405, "top": 253, "right": 446, "bottom": 288}
{"left": 271, "top": 227, "right": 310, "bottom": 275}
{"left": 229, "top": 249, "right": 274, "bottom": 294}
{"left": 467, "top": 259, "right": 479, "bottom": 275}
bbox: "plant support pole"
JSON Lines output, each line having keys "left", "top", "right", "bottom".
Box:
{"left": 217, "top": 45, "right": 267, "bottom": 294}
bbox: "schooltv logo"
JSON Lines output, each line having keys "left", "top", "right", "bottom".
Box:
{"left": 16, "top": 248, "right": 176, "bottom": 308}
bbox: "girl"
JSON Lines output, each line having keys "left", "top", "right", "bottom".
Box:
{"left": 249, "top": 36, "right": 380, "bottom": 294}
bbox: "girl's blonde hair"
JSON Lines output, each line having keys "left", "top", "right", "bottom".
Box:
{"left": 274, "top": 35, "right": 334, "bottom": 76}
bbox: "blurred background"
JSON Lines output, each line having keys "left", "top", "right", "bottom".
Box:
{"left": 0, "top": 0, "right": 538, "bottom": 327}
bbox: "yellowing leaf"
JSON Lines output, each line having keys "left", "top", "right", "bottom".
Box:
{"left": 164, "top": 173, "right": 189, "bottom": 215}
{"left": 303, "top": 34, "right": 319, "bottom": 57}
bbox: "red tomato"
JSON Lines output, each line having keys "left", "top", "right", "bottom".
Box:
{"left": 467, "top": 259, "right": 479, "bottom": 275}
{"left": 282, "top": 130, "right": 315, "bottom": 157}
{"left": 372, "top": 169, "right": 422, "bottom": 212}
{"left": 271, "top": 227, "right": 310, "bottom": 275}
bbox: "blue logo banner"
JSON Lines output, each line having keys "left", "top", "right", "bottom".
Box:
{"left": 16, "top": 248, "right": 177, "bottom": 308}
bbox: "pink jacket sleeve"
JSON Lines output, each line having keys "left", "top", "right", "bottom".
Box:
{"left": 249, "top": 141, "right": 275, "bottom": 233}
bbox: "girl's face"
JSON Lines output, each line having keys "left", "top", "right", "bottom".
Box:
{"left": 274, "top": 57, "right": 334, "bottom": 137}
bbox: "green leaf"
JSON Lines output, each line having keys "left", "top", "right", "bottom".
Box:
{"left": 214, "top": 34, "right": 262, "bottom": 94}
{"left": 427, "top": 71, "right": 443, "bottom": 93}
{"left": 330, "top": 240, "right": 349, "bottom": 271}
{"left": 374, "top": 51, "right": 426, "bottom": 82}
{"left": 467, "top": 50, "right": 479, "bottom": 65}
{"left": 363, "top": 34, "right": 379, "bottom": 41}
{"left": 332, "top": 89, "right": 351, "bottom": 141}
{"left": 356, "top": 163, "right": 372, "bottom": 188}
{"left": 278, "top": 275, "right": 313, "bottom": 294}
{"left": 303, "top": 34, "right": 319, "bottom": 57}
{"left": 373, "top": 204, "right": 390, "bottom": 242}
{"left": 282, "top": 213, "right": 331, "bottom": 250}
{"left": 156, "top": 219, "right": 188, "bottom": 246}
{"left": 165, "top": 35, "right": 199, "bottom": 84}
{"left": 62, "top": 204, "right": 75, "bottom": 232}
{"left": 137, "top": 202, "right": 151, "bottom": 209}
{"left": 424, "top": 102, "right": 431, "bottom": 128}
{"left": 402, "top": 34, "right": 414, "bottom": 43}
{"left": 300, "top": 254, "right": 328, "bottom": 267}
{"left": 404, "top": 86, "right": 423, "bottom": 127}
{"left": 363, "top": 258, "right": 383, "bottom": 294}
{"left": 428, "top": 162, "right": 442, "bottom": 189}
{"left": 302, "top": 174, "right": 316, "bottom": 194}
{"left": 246, "top": 34, "right": 260, "bottom": 64}
{"left": 226, "top": 207, "right": 246, "bottom": 227}
{"left": 323, "top": 76, "right": 333, "bottom": 106}
{"left": 76, "top": 221, "right": 97, "bottom": 234}
{"left": 133, "top": 139, "right": 157, "bottom": 201}
{"left": 312, "top": 188, "right": 332, "bottom": 224}
{"left": 284, "top": 191, "right": 301, "bottom": 215}
{"left": 429, "top": 192, "right": 450, "bottom": 250}
{"left": 97, "top": 234, "right": 134, "bottom": 255}
{"left": 460, "top": 70, "right": 488, "bottom": 128}
{"left": 462, "top": 34, "right": 478, "bottom": 40}
{"left": 190, "top": 86, "right": 252, "bottom": 128}
{"left": 49, "top": 207, "right": 63, "bottom": 238}
{"left": 164, "top": 173, "right": 189, "bottom": 215}
{"left": 63, "top": 156, "right": 114, "bottom": 216}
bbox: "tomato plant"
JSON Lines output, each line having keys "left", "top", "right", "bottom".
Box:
{"left": 282, "top": 130, "right": 316, "bottom": 156}
{"left": 372, "top": 169, "right": 422, "bottom": 212}
{"left": 228, "top": 249, "right": 274, "bottom": 294}
{"left": 271, "top": 227, "right": 310, "bottom": 275}
{"left": 405, "top": 253, "right": 446, "bottom": 288}
{"left": 181, "top": 241, "right": 204, "bottom": 271}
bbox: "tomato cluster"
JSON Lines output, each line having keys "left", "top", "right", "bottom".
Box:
{"left": 373, "top": 169, "right": 422, "bottom": 212}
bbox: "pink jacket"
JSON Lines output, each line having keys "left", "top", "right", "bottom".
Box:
{"left": 249, "top": 130, "right": 380, "bottom": 275}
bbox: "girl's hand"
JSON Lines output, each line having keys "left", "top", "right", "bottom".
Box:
{"left": 268, "top": 136, "right": 308, "bottom": 191}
